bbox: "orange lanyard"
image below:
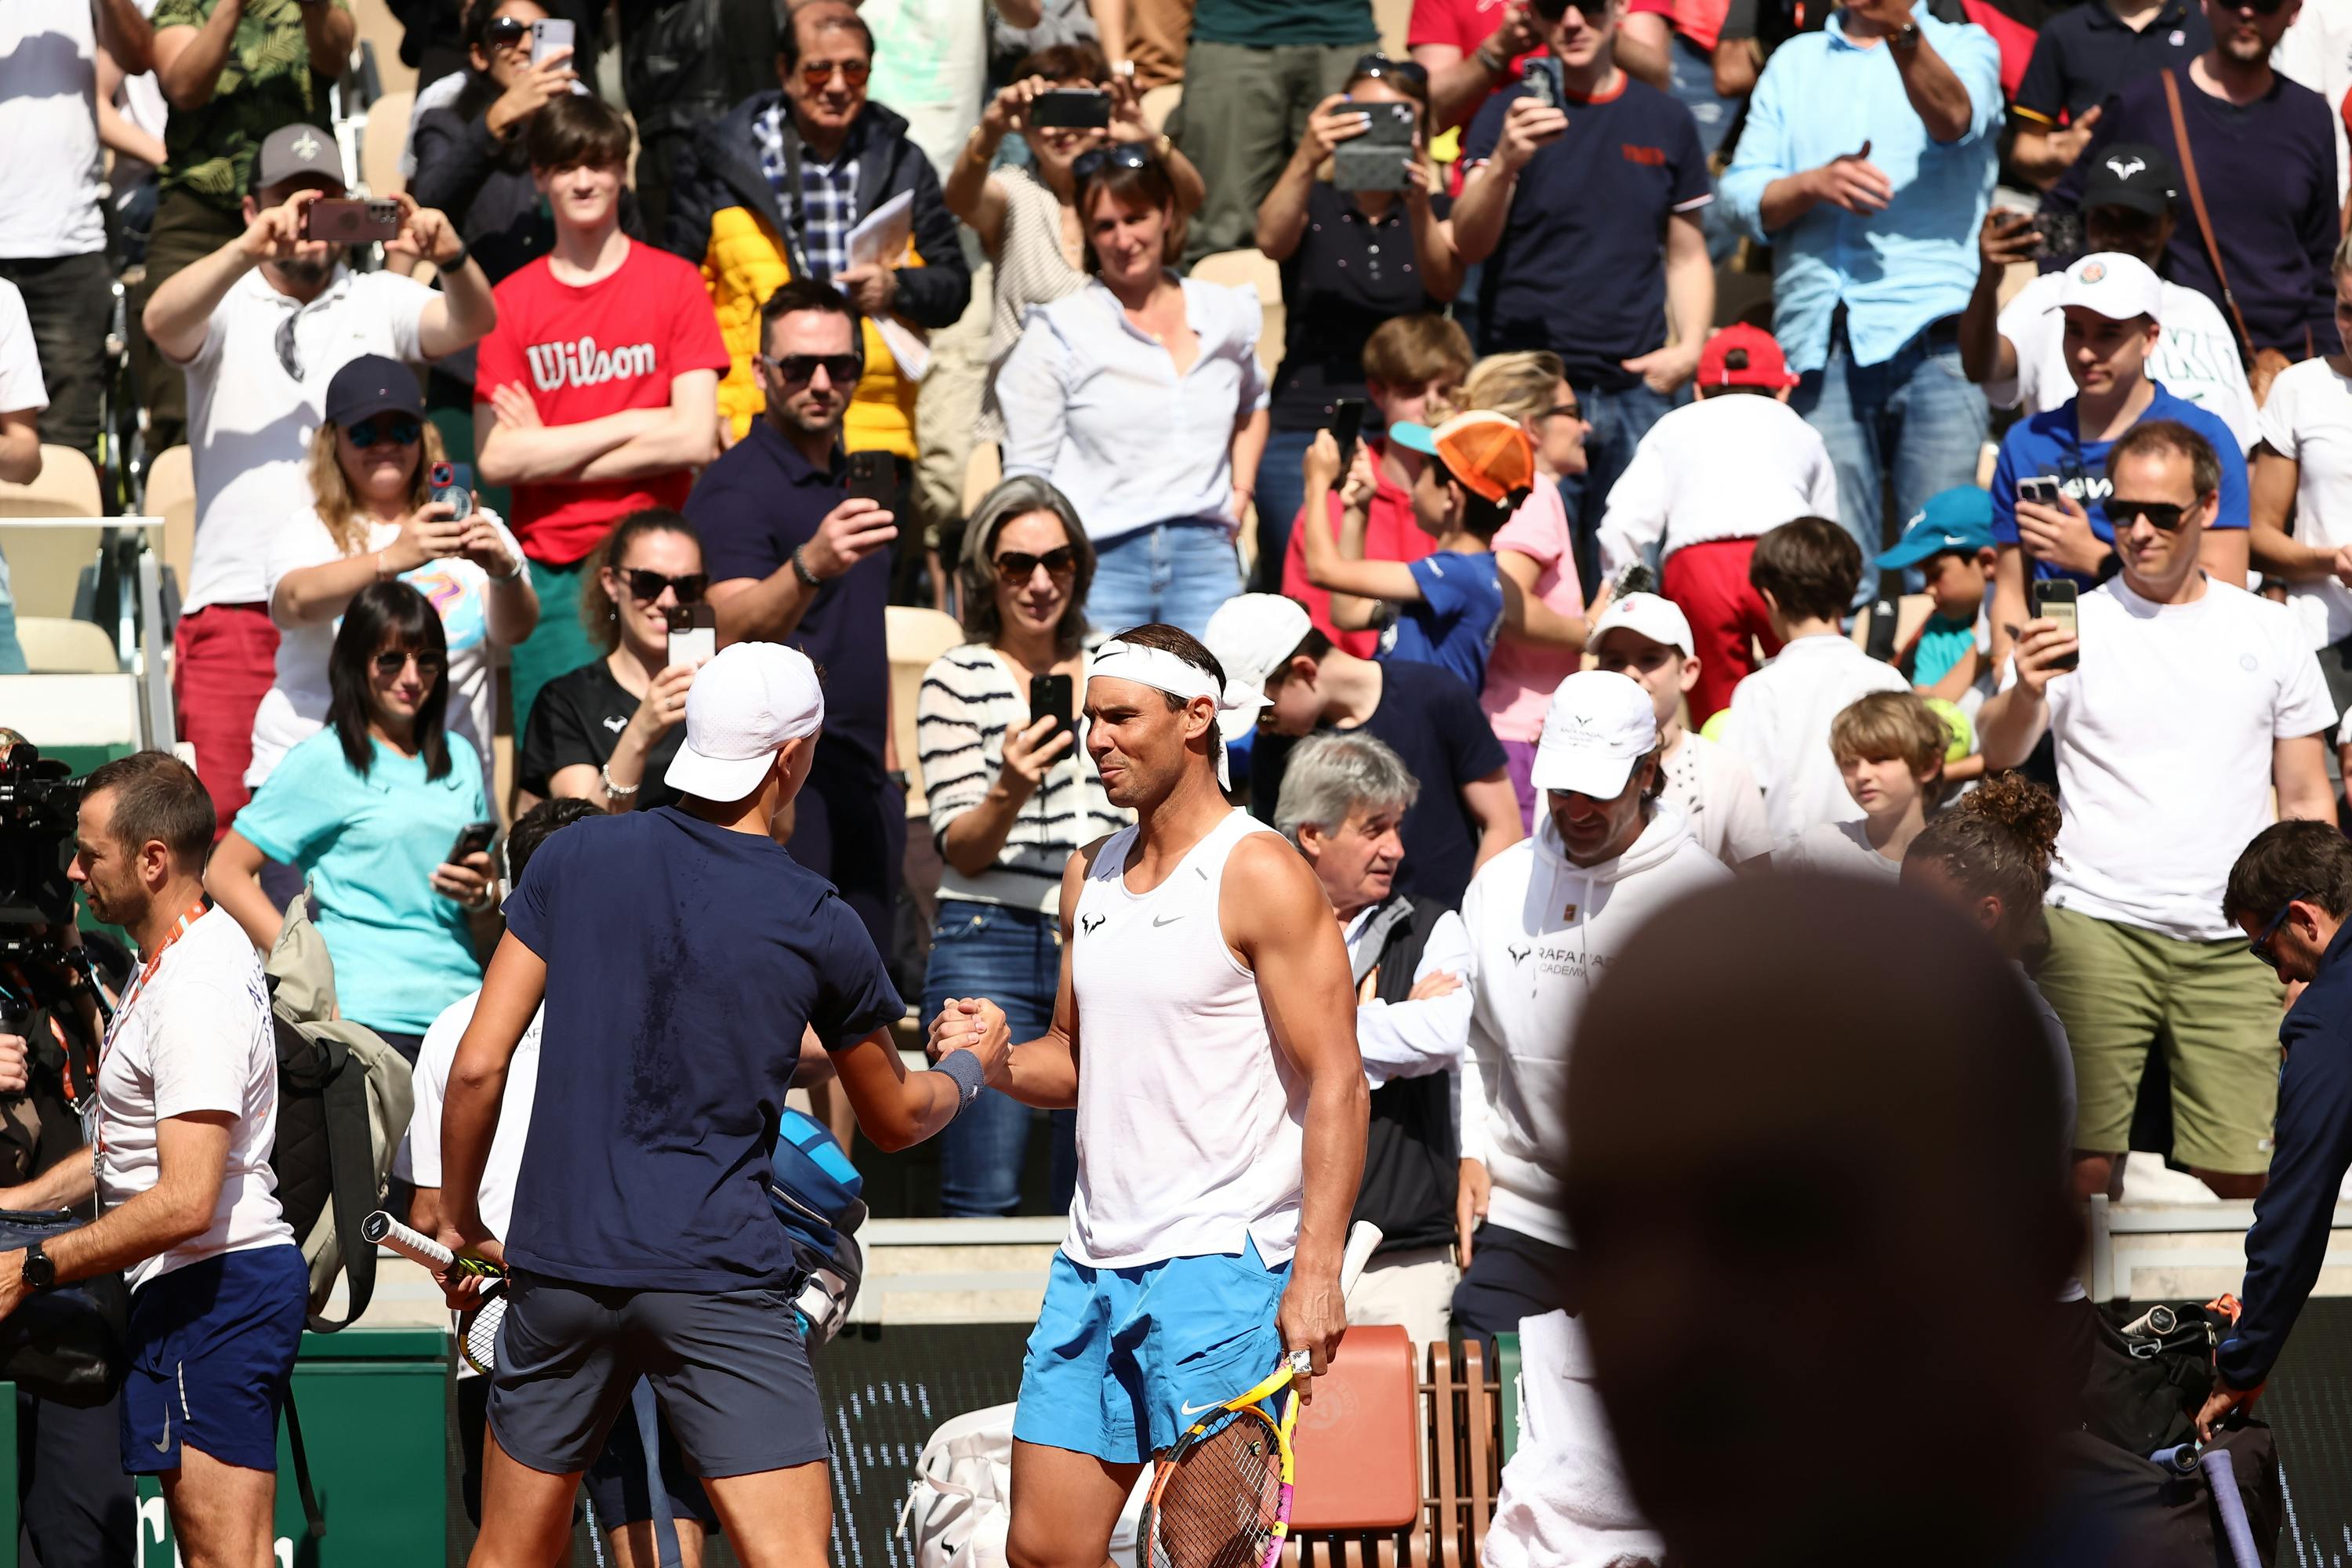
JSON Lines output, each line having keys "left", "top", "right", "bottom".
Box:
{"left": 99, "top": 898, "right": 209, "bottom": 1062}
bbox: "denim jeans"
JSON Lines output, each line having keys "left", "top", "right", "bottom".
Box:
{"left": 1792, "top": 324, "right": 1989, "bottom": 612}
{"left": 926, "top": 899, "right": 1076, "bottom": 1218}
{"left": 1555, "top": 379, "right": 1686, "bottom": 595}
{"left": 0, "top": 553, "right": 23, "bottom": 675}
{"left": 1253, "top": 427, "right": 1317, "bottom": 593}
{"left": 1089, "top": 520, "right": 1244, "bottom": 641}
{"left": 1664, "top": 34, "right": 1740, "bottom": 263}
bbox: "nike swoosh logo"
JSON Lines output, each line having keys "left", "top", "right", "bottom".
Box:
{"left": 1179, "top": 1399, "right": 1221, "bottom": 1417}
{"left": 1152, "top": 913, "right": 1184, "bottom": 927}
{"left": 151, "top": 1410, "right": 171, "bottom": 1454}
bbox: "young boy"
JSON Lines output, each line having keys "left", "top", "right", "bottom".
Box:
{"left": 1716, "top": 516, "right": 1910, "bottom": 842}
{"left": 1875, "top": 486, "right": 1997, "bottom": 787}
{"left": 1298, "top": 410, "right": 1532, "bottom": 695}
{"left": 1587, "top": 593, "right": 1772, "bottom": 869}
{"left": 1774, "top": 691, "right": 1948, "bottom": 880}
{"left": 1595, "top": 322, "right": 1841, "bottom": 721}
{"left": 473, "top": 93, "right": 730, "bottom": 732}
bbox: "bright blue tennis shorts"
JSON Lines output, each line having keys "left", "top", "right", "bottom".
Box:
{"left": 1011, "top": 1237, "right": 1290, "bottom": 1464}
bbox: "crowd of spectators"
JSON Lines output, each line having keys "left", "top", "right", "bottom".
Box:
{"left": 16, "top": 0, "right": 2352, "bottom": 1377}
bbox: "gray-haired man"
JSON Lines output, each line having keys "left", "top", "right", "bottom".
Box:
{"left": 1277, "top": 731, "right": 1472, "bottom": 1345}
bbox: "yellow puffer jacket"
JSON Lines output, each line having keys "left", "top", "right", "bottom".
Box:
{"left": 702, "top": 205, "right": 919, "bottom": 459}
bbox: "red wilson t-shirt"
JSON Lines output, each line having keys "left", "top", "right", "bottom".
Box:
{"left": 474, "top": 241, "right": 730, "bottom": 565}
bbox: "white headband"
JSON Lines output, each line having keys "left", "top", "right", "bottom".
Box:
{"left": 1090, "top": 638, "right": 1266, "bottom": 789}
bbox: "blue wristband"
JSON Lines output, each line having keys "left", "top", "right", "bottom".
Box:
{"left": 935, "top": 1047, "right": 988, "bottom": 1107}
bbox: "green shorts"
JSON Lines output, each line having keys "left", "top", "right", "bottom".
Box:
{"left": 510, "top": 554, "right": 603, "bottom": 742}
{"left": 2038, "top": 906, "right": 2284, "bottom": 1175}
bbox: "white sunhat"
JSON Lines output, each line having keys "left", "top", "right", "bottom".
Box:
{"left": 1529, "top": 670, "right": 1661, "bottom": 799}
{"left": 662, "top": 642, "right": 826, "bottom": 802}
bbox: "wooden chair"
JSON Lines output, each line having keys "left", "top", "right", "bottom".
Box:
{"left": 143, "top": 444, "right": 196, "bottom": 598}
{"left": 1287, "top": 1324, "right": 1425, "bottom": 1568}
{"left": 14, "top": 616, "right": 118, "bottom": 673}
{"left": 1425, "top": 1340, "right": 1503, "bottom": 1568}
{"left": 887, "top": 604, "right": 964, "bottom": 820}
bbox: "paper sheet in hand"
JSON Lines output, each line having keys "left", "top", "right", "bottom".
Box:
{"left": 844, "top": 191, "right": 930, "bottom": 381}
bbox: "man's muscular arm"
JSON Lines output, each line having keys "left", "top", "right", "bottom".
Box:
{"left": 929, "top": 842, "right": 1105, "bottom": 1108}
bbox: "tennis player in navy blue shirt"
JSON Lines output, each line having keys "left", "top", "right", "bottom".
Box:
{"left": 439, "top": 641, "right": 1007, "bottom": 1568}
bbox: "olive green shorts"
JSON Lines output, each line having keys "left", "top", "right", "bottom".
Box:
{"left": 2037, "top": 906, "right": 2284, "bottom": 1174}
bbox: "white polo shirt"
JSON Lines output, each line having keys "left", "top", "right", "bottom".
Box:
{"left": 96, "top": 906, "right": 293, "bottom": 1291}
{"left": 176, "top": 265, "right": 434, "bottom": 613}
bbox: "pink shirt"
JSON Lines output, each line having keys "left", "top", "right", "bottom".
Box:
{"left": 1480, "top": 481, "right": 1585, "bottom": 742}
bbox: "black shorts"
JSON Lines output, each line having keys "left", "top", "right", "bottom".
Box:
{"left": 487, "top": 1271, "right": 827, "bottom": 1479}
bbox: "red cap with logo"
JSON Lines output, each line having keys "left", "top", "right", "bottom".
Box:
{"left": 1697, "top": 322, "right": 1799, "bottom": 390}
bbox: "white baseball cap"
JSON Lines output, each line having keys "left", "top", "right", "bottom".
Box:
{"left": 1588, "top": 592, "right": 1693, "bottom": 656}
{"left": 1203, "top": 593, "right": 1312, "bottom": 740}
{"left": 663, "top": 642, "right": 826, "bottom": 801}
{"left": 2049, "top": 252, "right": 2163, "bottom": 325}
{"left": 1530, "top": 670, "right": 1661, "bottom": 799}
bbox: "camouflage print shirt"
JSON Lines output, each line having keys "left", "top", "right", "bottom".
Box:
{"left": 150, "top": 0, "right": 349, "bottom": 212}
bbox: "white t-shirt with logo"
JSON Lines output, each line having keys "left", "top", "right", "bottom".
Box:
{"left": 2018, "top": 576, "right": 2337, "bottom": 942}
{"left": 178, "top": 266, "right": 434, "bottom": 613}
{"left": 251, "top": 506, "right": 524, "bottom": 789}
{"left": 2257, "top": 357, "right": 2352, "bottom": 648}
{"left": 1657, "top": 730, "right": 1773, "bottom": 867}
{"left": 96, "top": 906, "right": 296, "bottom": 1291}
{"left": 1989, "top": 269, "right": 2259, "bottom": 456}
{"left": 0, "top": 3, "right": 105, "bottom": 258}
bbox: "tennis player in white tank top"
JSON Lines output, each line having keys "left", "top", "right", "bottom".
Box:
{"left": 929, "top": 625, "right": 1370, "bottom": 1568}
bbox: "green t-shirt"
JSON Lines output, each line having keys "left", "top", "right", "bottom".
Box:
{"left": 150, "top": 0, "right": 347, "bottom": 212}
{"left": 1192, "top": 0, "right": 1377, "bottom": 48}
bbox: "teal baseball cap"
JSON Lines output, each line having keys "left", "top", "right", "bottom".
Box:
{"left": 1877, "top": 487, "right": 1996, "bottom": 571}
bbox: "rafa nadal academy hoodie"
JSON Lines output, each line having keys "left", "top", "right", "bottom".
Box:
{"left": 1460, "top": 801, "right": 1730, "bottom": 1249}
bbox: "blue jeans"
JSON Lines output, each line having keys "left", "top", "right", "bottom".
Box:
{"left": 926, "top": 899, "right": 1076, "bottom": 1218}
{"left": 1089, "top": 520, "right": 1243, "bottom": 641}
{"left": 1253, "top": 428, "right": 1317, "bottom": 592}
{"left": 1555, "top": 379, "right": 1686, "bottom": 596}
{"left": 1664, "top": 34, "right": 1740, "bottom": 263}
{"left": 0, "top": 556, "right": 22, "bottom": 676}
{"left": 1792, "top": 323, "right": 1989, "bottom": 612}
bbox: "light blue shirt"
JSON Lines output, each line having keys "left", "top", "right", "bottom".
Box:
{"left": 996, "top": 276, "right": 1271, "bottom": 544}
{"left": 1719, "top": 9, "right": 2003, "bottom": 373}
{"left": 234, "top": 728, "right": 490, "bottom": 1035}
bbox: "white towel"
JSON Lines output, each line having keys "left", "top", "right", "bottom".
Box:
{"left": 1482, "top": 1312, "right": 1666, "bottom": 1568}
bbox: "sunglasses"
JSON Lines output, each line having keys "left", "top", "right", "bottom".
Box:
{"left": 347, "top": 414, "right": 422, "bottom": 448}
{"left": 1350, "top": 53, "right": 1430, "bottom": 94}
{"left": 1073, "top": 143, "right": 1159, "bottom": 185}
{"left": 2249, "top": 893, "right": 2309, "bottom": 971}
{"left": 2228, "top": 0, "right": 2292, "bottom": 13}
{"left": 2109, "top": 498, "right": 2198, "bottom": 532}
{"left": 483, "top": 16, "right": 530, "bottom": 48}
{"left": 625, "top": 568, "right": 708, "bottom": 603}
{"left": 759, "top": 352, "right": 862, "bottom": 385}
{"left": 1543, "top": 401, "right": 1584, "bottom": 422}
{"left": 1530, "top": 0, "right": 1613, "bottom": 20}
{"left": 800, "top": 58, "right": 871, "bottom": 89}
{"left": 993, "top": 546, "right": 1079, "bottom": 583}
{"left": 372, "top": 648, "right": 447, "bottom": 678}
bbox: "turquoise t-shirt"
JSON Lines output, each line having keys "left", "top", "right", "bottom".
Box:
{"left": 1910, "top": 612, "right": 1979, "bottom": 690}
{"left": 234, "top": 729, "right": 490, "bottom": 1034}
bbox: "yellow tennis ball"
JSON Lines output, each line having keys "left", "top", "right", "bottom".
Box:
{"left": 1699, "top": 707, "right": 1733, "bottom": 744}
{"left": 1923, "top": 697, "right": 1973, "bottom": 764}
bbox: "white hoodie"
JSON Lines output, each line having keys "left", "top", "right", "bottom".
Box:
{"left": 1460, "top": 802, "right": 1731, "bottom": 1249}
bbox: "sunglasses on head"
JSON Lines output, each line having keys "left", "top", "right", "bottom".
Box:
{"left": 2110, "top": 498, "right": 2199, "bottom": 532}
{"left": 347, "top": 414, "right": 422, "bottom": 448}
{"left": 483, "top": 16, "right": 530, "bottom": 47}
{"left": 2250, "top": 892, "right": 2310, "bottom": 971}
{"left": 1350, "top": 53, "right": 1430, "bottom": 94}
{"left": 993, "top": 546, "right": 1079, "bottom": 583}
{"left": 1073, "top": 143, "right": 1159, "bottom": 185}
{"left": 759, "top": 352, "right": 862, "bottom": 385}
{"left": 371, "top": 648, "right": 446, "bottom": 678}
{"left": 626, "top": 568, "right": 708, "bottom": 603}
{"left": 800, "top": 58, "right": 872, "bottom": 89}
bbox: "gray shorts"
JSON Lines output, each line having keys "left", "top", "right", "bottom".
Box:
{"left": 486, "top": 1271, "right": 828, "bottom": 1479}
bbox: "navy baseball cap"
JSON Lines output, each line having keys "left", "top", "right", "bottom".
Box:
{"left": 1877, "top": 487, "right": 1996, "bottom": 570}
{"left": 322, "top": 355, "right": 426, "bottom": 430}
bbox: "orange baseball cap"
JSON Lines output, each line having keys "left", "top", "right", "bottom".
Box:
{"left": 1387, "top": 410, "right": 1537, "bottom": 503}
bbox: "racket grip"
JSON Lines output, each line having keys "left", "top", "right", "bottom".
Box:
{"left": 362, "top": 1210, "right": 500, "bottom": 1276}
{"left": 1339, "top": 1221, "right": 1382, "bottom": 1293}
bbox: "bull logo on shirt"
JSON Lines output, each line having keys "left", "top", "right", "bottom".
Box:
{"left": 1080, "top": 913, "right": 1105, "bottom": 935}
{"left": 526, "top": 336, "right": 659, "bottom": 392}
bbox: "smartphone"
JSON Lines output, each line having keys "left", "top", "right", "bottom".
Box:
{"left": 301, "top": 198, "right": 402, "bottom": 244}
{"left": 529, "top": 16, "right": 574, "bottom": 65}
{"left": 846, "top": 449, "right": 899, "bottom": 511}
{"left": 1029, "top": 89, "right": 1112, "bottom": 129}
{"left": 2016, "top": 476, "right": 2062, "bottom": 509}
{"left": 1864, "top": 586, "right": 1900, "bottom": 662}
{"left": 1519, "top": 56, "right": 1563, "bottom": 111}
{"left": 2030, "top": 578, "right": 2080, "bottom": 671}
{"left": 1030, "top": 672, "right": 1075, "bottom": 745}
{"left": 429, "top": 460, "right": 474, "bottom": 521}
{"left": 666, "top": 603, "right": 717, "bottom": 669}
{"left": 446, "top": 820, "right": 498, "bottom": 868}
{"left": 2034, "top": 208, "right": 2084, "bottom": 264}
{"left": 1330, "top": 102, "right": 1417, "bottom": 192}
{"left": 1330, "top": 397, "right": 1367, "bottom": 466}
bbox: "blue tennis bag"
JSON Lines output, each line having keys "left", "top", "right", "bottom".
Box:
{"left": 768, "top": 1108, "right": 866, "bottom": 1342}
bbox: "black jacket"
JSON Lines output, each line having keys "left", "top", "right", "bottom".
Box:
{"left": 659, "top": 90, "right": 970, "bottom": 332}
{"left": 1350, "top": 895, "right": 1460, "bottom": 1256}
{"left": 409, "top": 89, "right": 648, "bottom": 289}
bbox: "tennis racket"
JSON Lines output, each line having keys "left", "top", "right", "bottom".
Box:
{"left": 1137, "top": 1221, "right": 1383, "bottom": 1568}
{"left": 361, "top": 1210, "right": 507, "bottom": 1374}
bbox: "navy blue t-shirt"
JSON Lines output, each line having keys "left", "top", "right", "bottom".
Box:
{"left": 686, "top": 421, "right": 891, "bottom": 768}
{"left": 1463, "top": 77, "right": 1711, "bottom": 388}
{"left": 1989, "top": 382, "right": 2249, "bottom": 588}
{"left": 1381, "top": 550, "right": 1503, "bottom": 693}
{"left": 502, "top": 807, "right": 903, "bottom": 1290}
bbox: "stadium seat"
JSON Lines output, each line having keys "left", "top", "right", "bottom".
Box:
{"left": 1426, "top": 1339, "right": 1503, "bottom": 1568}
{"left": 0, "top": 445, "right": 101, "bottom": 519}
{"left": 15, "top": 616, "right": 118, "bottom": 674}
{"left": 1191, "top": 249, "right": 1286, "bottom": 381}
{"left": 1142, "top": 84, "right": 1181, "bottom": 132}
{"left": 887, "top": 604, "right": 964, "bottom": 820}
{"left": 361, "top": 88, "right": 416, "bottom": 196}
{"left": 964, "top": 440, "right": 1002, "bottom": 518}
{"left": 1290, "top": 1323, "right": 1422, "bottom": 1563}
{"left": 144, "top": 444, "right": 195, "bottom": 597}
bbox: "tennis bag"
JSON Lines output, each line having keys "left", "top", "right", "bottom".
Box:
{"left": 768, "top": 1107, "right": 866, "bottom": 1343}
{"left": 264, "top": 891, "right": 413, "bottom": 1332}
{"left": 898, "top": 1406, "right": 1151, "bottom": 1568}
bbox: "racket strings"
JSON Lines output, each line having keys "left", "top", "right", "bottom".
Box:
{"left": 460, "top": 1294, "right": 506, "bottom": 1375}
{"left": 1151, "top": 1411, "right": 1287, "bottom": 1568}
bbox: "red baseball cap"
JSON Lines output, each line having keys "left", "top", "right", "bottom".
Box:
{"left": 1697, "top": 323, "right": 1798, "bottom": 390}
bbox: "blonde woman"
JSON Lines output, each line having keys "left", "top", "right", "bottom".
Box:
{"left": 252, "top": 356, "right": 538, "bottom": 791}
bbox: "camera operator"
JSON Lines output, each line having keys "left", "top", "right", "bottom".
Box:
{"left": 0, "top": 752, "right": 302, "bottom": 1568}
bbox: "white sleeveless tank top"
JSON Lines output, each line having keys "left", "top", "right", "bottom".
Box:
{"left": 1064, "top": 808, "right": 1306, "bottom": 1269}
